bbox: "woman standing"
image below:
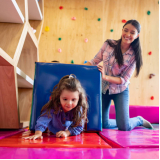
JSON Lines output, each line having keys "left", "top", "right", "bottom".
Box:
{"left": 86, "top": 20, "right": 153, "bottom": 131}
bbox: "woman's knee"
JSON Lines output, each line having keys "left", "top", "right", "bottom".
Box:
{"left": 118, "top": 124, "right": 132, "bottom": 131}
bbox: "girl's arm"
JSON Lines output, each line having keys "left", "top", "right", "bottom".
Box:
{"left": 23, "top": 111, "right": 52, "bottom": 140}
{"left": 68, "top": 120, "right": 84, "bottom": 136}
{"left": 56, "top": 124, "right": 84, "bottom": 137}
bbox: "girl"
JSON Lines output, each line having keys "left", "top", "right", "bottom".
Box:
{"left": 24, "top": 74, "right": 88, "bottom": 140}
{"left": 85, "top": 19, "right": 153, "bottom": 131}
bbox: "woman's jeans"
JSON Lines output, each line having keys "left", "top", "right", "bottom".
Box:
{"left": 102, "top": 87, "right": 143, "bottom": 131}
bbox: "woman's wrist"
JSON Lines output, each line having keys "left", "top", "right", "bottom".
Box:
{"left": 102, "top": 75, "right": 108, "bottom": 81}
{"left": 103, "top": 75, "right": 122, "bottom": 84}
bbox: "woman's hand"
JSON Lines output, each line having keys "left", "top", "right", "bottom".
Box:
{"left": 97, "top": 65, "right": 122, "bottom": 84}
{"left": 97, "top": 65, "right": 106, "bottom": 80}
{"left": 56, "top": 130, "right": 71, "bottom": 138}
{"left": 23, "top": 131, "right": 43, "bottom": 140}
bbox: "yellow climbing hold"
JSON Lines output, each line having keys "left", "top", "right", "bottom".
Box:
{"left": 45, "top": 26, "right": 50, "bottom": 32}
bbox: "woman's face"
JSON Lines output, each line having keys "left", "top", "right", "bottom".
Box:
{"left": 121, "top": 23, "right": 139, "bottom": 45}
{"left": 60, "top": 89, "right": 79, "bottom": 112}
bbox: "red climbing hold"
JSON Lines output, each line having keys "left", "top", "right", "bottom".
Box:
{"left": 148, "top": 51, "right": 152, "bottom": 55}
{"left": 59, "top": 6, "right": 63, "bottom": 9}
{"left": 122, "top": 19, "right": 127, "bottom": 23}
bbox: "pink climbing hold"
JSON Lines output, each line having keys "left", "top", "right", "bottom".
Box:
{"left": 58, "top": 48, "right": 62, "bottom": 52}
{"left": 71, "top": 17, "right": 76, "bottom": 20}
{"left": 85, "top": 38, "right": 88, "bottom": 42}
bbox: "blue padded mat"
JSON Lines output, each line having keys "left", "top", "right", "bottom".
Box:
{"left": 30, "top": 62, "right": 102, "bottom": 131}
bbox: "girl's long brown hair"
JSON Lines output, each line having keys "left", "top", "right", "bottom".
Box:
{"left": 40, "top": 74, "right": 88, "bottom": 127}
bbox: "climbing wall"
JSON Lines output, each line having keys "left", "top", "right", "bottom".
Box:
{"left": 39, "top": 0, "right": 159, "bottom": 106}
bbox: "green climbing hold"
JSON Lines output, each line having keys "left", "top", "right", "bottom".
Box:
{"left": 147, "top": 11, "right": 151, "bottom": 15}
{"left": 58, "top": 38, "right": 62, "bottom": 41}
{"left": 98, "top": 18, "right": 101, "bottom": 21}
{"left": 84, "top": 7, "right": 88, "bottom": 10}
{"left": 71, "top": 60, "right": 74, "bottom": 64}
{"left": 110, "top": 29, "right": 114, "bottom": 32}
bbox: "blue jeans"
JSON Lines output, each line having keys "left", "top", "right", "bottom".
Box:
{"left": 102, "top": 87, "right": 143, "bottom": 131}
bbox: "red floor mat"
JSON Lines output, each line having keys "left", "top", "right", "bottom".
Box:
{"left": 0, "top": 130, "right": 112, "bottom": 148}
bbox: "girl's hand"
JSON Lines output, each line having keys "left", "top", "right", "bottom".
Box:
{"left": 56, "top": 130, "right": 71, "bottom": 138}
{"left": 97, "top": 65, "right": 106, "bottom": 80}
{"left": 23, "top": 131, "right": 43, "bottom": 140}
{"left": 23, "top": 134, "right": 43, "bottom": 140}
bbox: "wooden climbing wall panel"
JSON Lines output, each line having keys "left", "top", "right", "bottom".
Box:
{"left": 39, "top": 0, "right": 159, "bottom": 106}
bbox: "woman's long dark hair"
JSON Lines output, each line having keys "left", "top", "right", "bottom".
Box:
{"left": 107, "top": 19, "right": 143, "bottom": 77}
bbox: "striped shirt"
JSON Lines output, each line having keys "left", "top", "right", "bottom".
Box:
{"left": 90, "top": 40, "right": 136, "bottom": 95}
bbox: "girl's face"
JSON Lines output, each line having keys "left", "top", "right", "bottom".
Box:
{"left": 121, "top": 23, "right": 139, "bottom": 45}
{"left": 60, "top": 89, "right": 79, "bottom": 112}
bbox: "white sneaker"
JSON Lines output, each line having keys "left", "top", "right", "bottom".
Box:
{"left": 138, "top": 116, "right": 154, "bottom": 129}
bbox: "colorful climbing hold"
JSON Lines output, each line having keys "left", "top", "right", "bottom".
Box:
{"left": 45, "top": 26, "right": 50, "bottom": 32}
{"left": 71, "top": 60, "right": 74, "bottom": 64}
{"left": 84, "top": 38, "right": 88, "bottom": 42}
{"left": 150, "top": 96, "right": 154, "bottom": 100}
{"left": 122, "top": 19, "right": 127, "bottom": 23}
{"left": 148, "top": 51, "right": 152, "bottom": 55}
{"left": 84, "top": 60, "right": 87, "bottom": 64}
{"left": 59, "top": 6, "right": 63, "bottom": 10}
{"left": 58, "top": 48, "right": 62, "bottom": 53}
{"left": 149, "top": 73, "right": 155, "bottom": 79}
{"left": 147, "top": 11, "right": 151, "bottom": 15}
{"left": 52, "top": 60, "right": 59, "bottom": 63}
{"left": 110, "top": 29, "right": 114, "bottom": 32}
{"left": 98, "top": 18, "right": 101, "bottom": 21}
{"left": 71, "top": 17, "right": 76, "bottom": 20}
{"left": 84, "top": 7, "right": 88, "bottom": 10}
{"left": 58, "top": 37, "right": 62, "bottom": 41}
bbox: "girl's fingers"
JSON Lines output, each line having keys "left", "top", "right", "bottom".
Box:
{"left": 56, "top": 131, "right": 66, "bottom": 138}
{"left": 23, "top": 136, "right": 32, "bottom": 139}
{"left": 33, "top": 135, "right": 43, "bottom": 140}
{"left": 23, "top": 135, "right": 43, "bottom": 140}
{"left": 56, "top": 131, "right": 62, "bottom": 137}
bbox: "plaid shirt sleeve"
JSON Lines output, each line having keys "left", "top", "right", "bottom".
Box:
{"left": 90, "top": 42, "right": 108, "bottom": 65}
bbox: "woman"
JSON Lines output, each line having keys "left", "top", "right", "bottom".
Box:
{"left": 86, "top": 19, "right": 153, "bottom": 131}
